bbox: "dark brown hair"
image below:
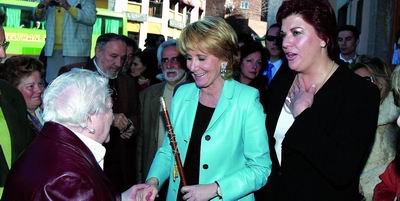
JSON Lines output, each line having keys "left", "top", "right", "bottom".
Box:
{"left": 276, "top": 0, "right": 339, "bottom": 62}
{"left": 4, "top": 56, "right": 44, "bottom": 87}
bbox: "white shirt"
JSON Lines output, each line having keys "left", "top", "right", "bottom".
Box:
{"left": 339, "top": 53, "right": 358, "bottom": 64}
{"left": 274, "top": 97, "right": 295, "bottom": 165}
{"left": 75, "top": 132, "right": 107, "bottom": 169}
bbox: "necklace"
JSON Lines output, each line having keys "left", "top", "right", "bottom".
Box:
{"left": 318, "top": 60, "right": 337, "bottom": 91}
{"left": 285, "top": 61, "right": 337, "bottom": 111}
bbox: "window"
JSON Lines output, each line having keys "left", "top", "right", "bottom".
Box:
{"left": 240, "top": 1, "right": 249, "bottom": 10}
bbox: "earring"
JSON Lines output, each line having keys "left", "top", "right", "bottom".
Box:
{"left": 89, "top": 128, "right": 96, "bottom": 134}
{"left": 320, "top": 41, "right": 327, "bottom": 48}
{"left": 220, "top": 63, "right": 227, "bottom": 78}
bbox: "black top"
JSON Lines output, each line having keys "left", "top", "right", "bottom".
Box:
{"left": 177, "top": 102, "right": 214, "bottom": 200}
{"left": 256, "top": 64, "right": 380, "bottom": 201}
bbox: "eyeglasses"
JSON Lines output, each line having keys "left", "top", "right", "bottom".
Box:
{"left": 363, "top": 76, "right": 376, "bottom": 83}
{"left": 0, "top": 41, "right": 10, "bottom": 50}
{"left": 266, "top": 35, "right": 281, "bottom": 42}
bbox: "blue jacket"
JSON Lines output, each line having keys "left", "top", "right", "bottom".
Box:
{"left": 147, "top": 79, "right": 271, "bottom": 200}
{"left": 36, "top": 0, "right": 96, "bottom": 57}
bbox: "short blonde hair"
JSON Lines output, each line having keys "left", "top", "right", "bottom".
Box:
{"left": 177, "top": 16, "right": 239, "bottom": 79}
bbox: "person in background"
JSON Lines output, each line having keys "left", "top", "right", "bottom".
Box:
{"left": 58, "top": 33, "right": 140, "bottom": 192}
{"left": 264, "top": 23, "right": 285, "bottom": 84}
{"left": 352, "top": 55, "right": 392, "bottom": 102}
{"left": 235, "top": 41, "right": 268, "bottom": 111}
{"left": 144, "top": 16, "right": 271, "bottom": 201}
{"left": 257, "top": 0, "right": 380, "bottom": 200}
{"left": 1, "top": 69, "right": 153, "bottom": 201}
{"left": 338, "top": 25, "right": 360, "bottom": 64}
{"left": 0, "top": 9, "right": 7, "bottom": 62}
{"left": 34, "top": 0, "right": 96, "bottom": 83}
{"left": 4, "top": 56, "right": 45, "bottom": 135}
{"left": 372, "top": 66, "right": 400, "bottom": 201}
{"left": 351, "top": 55, "right": 398, "bottom": 200}
{"left": 128, "top": 51, "right": 158, "bottom": 92}
{"left": 136, "top": 39, "right": 189, "bottom": 182}
{"left": 0, "top": 11, "right": 34, "bottom": 197}
{"left": 83, "top": 33, "right": 139, "bottom": 192}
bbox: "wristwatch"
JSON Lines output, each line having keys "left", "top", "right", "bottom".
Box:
{"left": 215, "top": 181, "right": 222, "bottom": 199}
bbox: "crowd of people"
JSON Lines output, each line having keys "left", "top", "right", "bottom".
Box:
{"left": 0, "top": 0, "right": 400, "bottom": 200}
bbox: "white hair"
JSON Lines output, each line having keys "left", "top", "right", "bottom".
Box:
{"left": 42, "top": 69, "right": 110, "bottom": 128}
{"left": 156, "top": 39, "right": 178, "bottom": 66}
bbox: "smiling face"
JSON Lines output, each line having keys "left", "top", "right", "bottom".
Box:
{"left": 17, "top": 71, "right": 44, "bottom": 113}
{"left": 240, "top": 51, "right": 262, "bottom": 84}
{"left": 95, "top": 40, "right": 127, "bottom": 79}
{"left": 186, "top": 49, "right": 225, "bottom": 90}
{"left": 281, "top": 14, "right": 325, "bottom": 72}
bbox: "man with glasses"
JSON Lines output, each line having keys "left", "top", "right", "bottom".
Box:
{"left": 0, "top": 11, "right": 8, "bottom": 62}
{"left": 136, "top": 40, "right": 189, "bottom": 184}
{"left": 264, "top": 23, "right": 285, "bottom": 84}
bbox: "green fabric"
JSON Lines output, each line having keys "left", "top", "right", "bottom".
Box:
{"left": 0, "top": 107, "right": 11, "bottom": 169}
{"left": 6, "top": 8, "right": 21, "bottom": 28}
{"left": 105, "top": 18, "right": 120, "bottom": 34}
{"left": 93, "top": 18, "right": 102, "bottom": 34}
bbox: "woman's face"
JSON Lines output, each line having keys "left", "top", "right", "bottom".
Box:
{"left": 186, "top": 49, "right": 225, "bottom": 89}
{"left": 130, "top": 56, "right": 146, "bottom": 77}
{"left": 281, "top": 14, "right": 325, "bottom": 72}
{"left": 90, "top": 97, "right": 113, "bottom": 144}
{"left": 240, "top": 51, "right": 262, "bottom": 83}
{"left": 17, "top": 71, "right": 44, "bottom": 112}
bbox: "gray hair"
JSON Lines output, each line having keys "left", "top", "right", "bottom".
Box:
{"left": 157, "top": 39, "right": 178, "bottom": 66}
{"left": 42, "top": 69, "right": 111, "bottom": 128}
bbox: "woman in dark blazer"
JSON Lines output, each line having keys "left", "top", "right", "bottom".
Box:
{"left": 256, "top": 0, "right": 380, "bottom": 200}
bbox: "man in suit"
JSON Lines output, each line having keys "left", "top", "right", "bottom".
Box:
{"left": 136, "top": 40, "right": 189, "bottom": 182}
{"left": 35, "top": 0, "right": 96, "bottom": 83}
{"left": 264, "top": 24, "right": 285, "bottom": 84}
{"left": 84, "top": 33, "right": 140, "bottom": 192}
{"left": 0, "top": 12, "right": 34, "bottom": 196}
{"left": 338, "top": 25, "right": 360, "bottom": 64}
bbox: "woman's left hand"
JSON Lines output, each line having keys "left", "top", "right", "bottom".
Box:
{"left": 181, "top": 183, "right": 218, "bottom": 201}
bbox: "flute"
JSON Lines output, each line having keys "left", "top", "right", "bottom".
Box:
{"left": 160, "top": 97, "right": 187, "bottom": 186}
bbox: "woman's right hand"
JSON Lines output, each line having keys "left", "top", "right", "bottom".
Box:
{"left": 142, "top": 177, "right": 159, "bottom": 201}
{"left": 288, "top": 76, "right": 317, "bottom": 117}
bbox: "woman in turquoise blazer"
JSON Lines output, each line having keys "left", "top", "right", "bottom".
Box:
{"left": 145, "top": 17, "right": 271, "bottom": 201}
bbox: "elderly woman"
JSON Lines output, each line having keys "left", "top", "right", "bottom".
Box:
{"left": 4, "top": 56, "right": 45, "bottom": 134}
{"left": 257, "top": 0, "right": 380, "bottom": 200}
{"left": 2, "top": 69, "right": 153, "bottom": 201}
{"left": 144, "top": 17, "right": 271, "bottom": 201}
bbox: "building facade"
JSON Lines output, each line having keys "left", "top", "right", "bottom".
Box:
{"left": 0, "top": 0, "right": 205, "bottom": 55}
